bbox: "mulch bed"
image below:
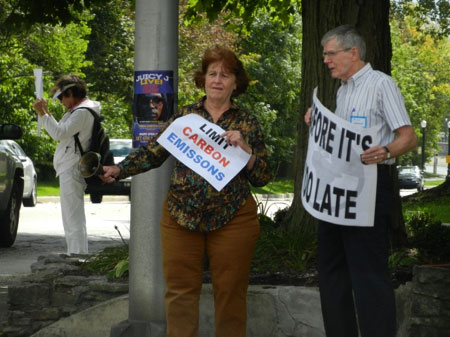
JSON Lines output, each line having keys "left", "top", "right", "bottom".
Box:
{"left": 203, "top": 265, "right": 413, "bottom": 288}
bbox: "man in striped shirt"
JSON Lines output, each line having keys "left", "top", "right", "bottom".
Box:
{"left": 305, "top": 25, "right": 417, "bottom": 337}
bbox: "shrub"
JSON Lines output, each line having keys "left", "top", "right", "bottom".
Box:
{"left": 252, "top": 225, "right": 317, "bottom": 273}
{"left": 405, "top": 211, "right": 450, "bottom": 264}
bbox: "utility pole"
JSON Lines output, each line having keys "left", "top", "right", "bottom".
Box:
{"left": 111, "top": 0, "right": 178, "bottom": 336}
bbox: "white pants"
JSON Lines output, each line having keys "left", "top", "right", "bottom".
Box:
{"left": 59, "top": 164, "right": 88, "bottom": 255}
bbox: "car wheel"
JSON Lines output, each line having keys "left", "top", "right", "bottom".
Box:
{"left": 90, "top": 193, "right": 103, "bottom": 204}
{"left": 23, "top": 177, "right": 37, "bottom": 207}
{"left": 0, "top": 179, "right": 23, "bottom": 247}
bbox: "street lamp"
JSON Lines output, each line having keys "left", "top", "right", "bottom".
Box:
{"left": 447, "top": 120, "right": 450, "bottom": 180}
{"left": 421, "top": 120, "right": 427, "bottom": 172}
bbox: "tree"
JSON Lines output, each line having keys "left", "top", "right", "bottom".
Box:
{"left": 237, "top": 13, "right": 302, "bottom": 177}
{"left": 390, "top": 10, "right": 450, "bottom": 167}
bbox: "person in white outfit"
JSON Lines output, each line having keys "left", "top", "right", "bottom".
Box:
{"left": 33, "top": 74, "right": 101, "bottom": 255}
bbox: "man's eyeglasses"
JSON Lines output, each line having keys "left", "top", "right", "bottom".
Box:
{"left": 323, "top": 48, "right": 352, "bottom": 58}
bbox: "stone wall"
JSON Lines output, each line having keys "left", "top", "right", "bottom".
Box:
{"left": 398, "top": 265, "right": 450, "bottom": 337}
{"left": 1, "top": 255, "right": 128, "bottom": 337}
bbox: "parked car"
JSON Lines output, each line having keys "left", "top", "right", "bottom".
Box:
{"left": 86, "top": 138, "right": 133, "bottom": 203}
{"left": 398, "top": 165, "right": 424, "bottom": 192}
{"left": 4, "top": 140, "right": 37, "bottom": 207}
{"left": 0, "top": 123, "right": 24, "bottom": 247}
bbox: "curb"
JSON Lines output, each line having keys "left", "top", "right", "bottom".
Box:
{"left": 38, "top": 194, "right": 294, "bottom": 203}
{"left": 37, "top": 195, "right": 130, "bottom": 203}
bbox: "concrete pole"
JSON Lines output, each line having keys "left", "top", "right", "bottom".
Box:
{"left": 111, "top": 0, "right": 178, "bottom": 336}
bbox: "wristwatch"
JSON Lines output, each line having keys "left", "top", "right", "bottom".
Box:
{"left": 384, "top": 146, "right": 391, "bottom": 159}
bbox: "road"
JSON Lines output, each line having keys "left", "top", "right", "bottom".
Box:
{"left": 0, "top": 196, "right": 131, "bottom": 277}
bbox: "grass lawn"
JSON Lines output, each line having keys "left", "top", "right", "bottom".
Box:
{"left": 403, "top": 195, "right": 450, "bottom": 224}
{"left": 38, "top": 178, "right": 296, "bottom": 197}
{"left": 251, "top": 179, "right": 294, "bottom": 195}
{"left": 37, "top": 179, "right": 59, "bottom": 196}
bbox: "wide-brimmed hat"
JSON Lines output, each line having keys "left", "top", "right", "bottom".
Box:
{"left": 52, "top": 83, "right": 77, "bottom": 100}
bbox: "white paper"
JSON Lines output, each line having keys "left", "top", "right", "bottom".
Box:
{"left": 157, "top": 114, "right": 251, "bottom": 191}
{"left": 33, "top": 69, "right": 43, "bottom": 136}
{"left": 301, "top": 88, "right": 379, "bottom": 227}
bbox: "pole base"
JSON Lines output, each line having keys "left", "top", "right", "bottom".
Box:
{"left": 110, "top": 319, "right": 166, "bottom": 337}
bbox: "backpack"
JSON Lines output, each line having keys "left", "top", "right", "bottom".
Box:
{"left": 72, "top": 107, "right": 115, "bottom": 185}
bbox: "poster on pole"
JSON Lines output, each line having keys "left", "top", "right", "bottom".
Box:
{"left": 301, "top": 88, "right": 379, "bottom": 227}
{"left": 157, "top": 113, "right": 251, "bottom": 192}
{"left": 132, "top": 70, "right": 174, "bottom": 147}
{"left": 33, "top": 69, "right": 43, "bottom": 136}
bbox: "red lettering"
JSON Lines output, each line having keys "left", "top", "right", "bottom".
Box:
{"left": 212, "top": 152, "right": 221, "bottom": 160}
{"left": 197, "top": 138, "right": 207, "bottom": 150}
{"left": 219, "top": 157, "right": 230, "bottom": 168}
{"left": 183, "top": 127, "right": 192, "bottom": 136}
{"left": 189, "top": 133, "right": 198, "bottom": 143}
{"left": 204, "top": 145, "right": 214, "bottom": 154}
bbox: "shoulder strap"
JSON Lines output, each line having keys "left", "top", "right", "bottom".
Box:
{"left": 74, "top": 133, "right": 84, "bottom": 155}
{"left": 71, "top": 106, "right": 101, "bottom": 155}
{"left": 71, "top": 106, "right": 103, "bottom": 121}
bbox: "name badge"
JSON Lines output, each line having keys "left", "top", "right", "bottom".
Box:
{"left": 350, "top": 115, "right": 367, "bottom": 128}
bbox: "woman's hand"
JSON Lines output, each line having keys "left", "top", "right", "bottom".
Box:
{"left": 221, "top": 130, "right": 251, "bottom": 154}
{"left": 221, "top": 130, "right": 256, "bottom": 169}
{"left": 100, "top": 165, "right": 121, "bottom": 183}
{"left": 33, "top": 99, "right": 50, "bottom": 117}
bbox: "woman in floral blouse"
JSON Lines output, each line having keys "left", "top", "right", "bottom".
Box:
{"left": 102, "top": 46, "right": 272, "bottom": 337}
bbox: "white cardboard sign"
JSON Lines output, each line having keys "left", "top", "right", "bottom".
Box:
{"left": 301, "top": 89, "right": 379, "bottom": 227}
{"left": 157, "top": 113, "right": 251, "bottom": 191}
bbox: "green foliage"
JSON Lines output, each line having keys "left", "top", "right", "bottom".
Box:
{"left": 84, "top": 0, "right": 135, "bottom": 103}
{"left": 178, "top": 0, "right": 239, "bottom": 108}
{"left": 403, "top": 195, "right": 450, "bottom": 223}
{"left": 391, "top": 10, "right": 450, "bottom": 166}
{"left": 404, "top": 211, "right": 450, "bottom": 263}
{"left": 391, "top": 0, "right": 450, "bottom": 38}
{"left": 252, "top": 225, "right": 317, "bottom": 273}
{"left": 82, "top": 244, "right": 129, "bottom": 278}
{"left": 388, "top": 250, "right": 418, "bottom": 269}
{"left": 250, "top": 178, "right": 294, "bottom": 195}
{"left": 237, "top": 13, "right": 302, "bottom": 174}
{"left": 184, "top": 0, "right": 301, "bottom": 29}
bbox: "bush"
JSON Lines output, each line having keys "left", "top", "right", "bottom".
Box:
{"left": 252, "top": 225, "right": 317, "bottom": 273}
{"left": 405, "top": 211, "right": 450, "bottom": 264}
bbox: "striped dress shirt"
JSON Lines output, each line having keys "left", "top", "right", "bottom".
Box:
{"left": 335, "top": 63, "right": 412, "bottom": 164}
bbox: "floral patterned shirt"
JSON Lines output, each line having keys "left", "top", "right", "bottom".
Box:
{"left": 117, "top": 97, "right": 273, "bottom": 231}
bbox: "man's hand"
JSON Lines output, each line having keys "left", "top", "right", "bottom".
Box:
{"left": 304, "top": 107, "right": 312, "bottom": 126}
{"left": 360, "top": 146, "right": 389, "bottom": 165}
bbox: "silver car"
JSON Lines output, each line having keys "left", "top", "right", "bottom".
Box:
{"left": 4, "top": 140, "right": 38, "bottom": 207}
{"left": 0, "top": 123, "right": 24, "bottom": 247}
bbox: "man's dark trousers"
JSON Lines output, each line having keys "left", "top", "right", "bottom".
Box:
{"left": 318, "top": 165, "right": 396, "bottom": 337}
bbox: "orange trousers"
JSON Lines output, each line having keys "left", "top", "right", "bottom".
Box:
{"left": 160, "top": 196, "right": 260, "bottom": 337}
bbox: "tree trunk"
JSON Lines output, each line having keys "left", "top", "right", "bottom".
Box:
{"left": 284, "top": 0, "right": 399, "bottom": 241}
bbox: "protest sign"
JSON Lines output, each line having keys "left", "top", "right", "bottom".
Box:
{"left": 301, "top": 88, "right": 378, "bottom": 227}
{"left": 157, "top": 114, "right": 251, "bottom": 191}
{"left": 33, "top": 69, "right": 43, "bottom": 136}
